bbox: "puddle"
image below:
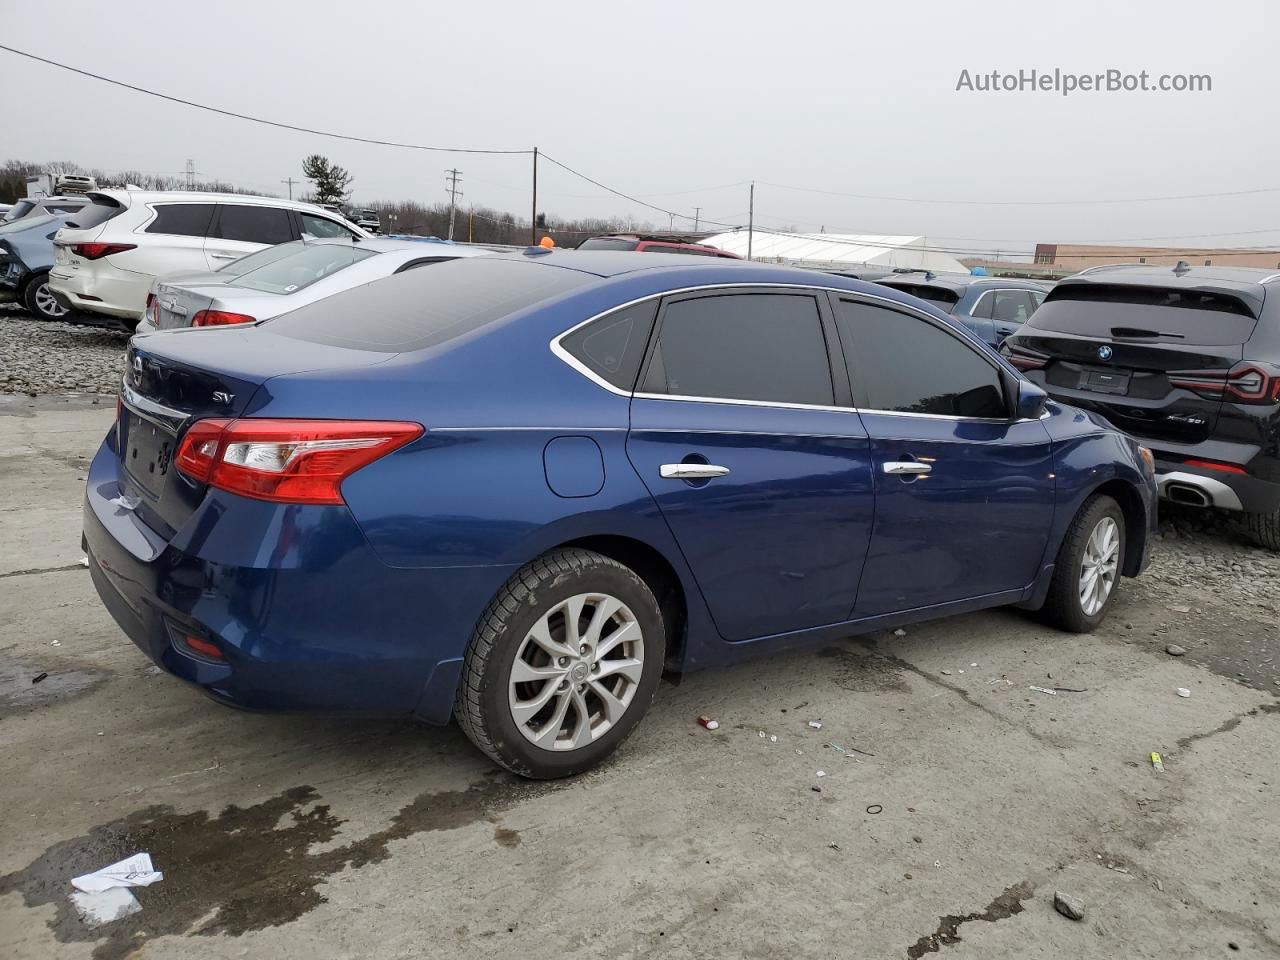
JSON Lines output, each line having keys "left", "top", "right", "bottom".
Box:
{"left": 0, "top": 658, "right": 105, "bottom": 718}
{"left": 818, "top": 645, "right": 910, "bottom": 693}
{"left": 906, "top": 880, "right": 1035, "bottom": 958}
{"left": 0, "top": 778, "right": 555, "bottom": 960}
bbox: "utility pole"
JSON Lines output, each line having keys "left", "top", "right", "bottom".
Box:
{"left": 445, "top": 168, "right": 464, "bottom": 242}
{"left": 468, "top": 207, "right": 474, "bottom": 243}
{"left": 693, "top": 207, "right": 701, "bottom": 232}
{"left": 184, "top": 159, "right": 196, "bottom": 190}
{"left": 530, "top": 147, "right": 539, "bottom": 245}
{"left": 668, "top": 213, "right": 674, "bottom": 231}
{"left": 747, "top": 181, "right": 755, "bottom": 261}
{"left": 281, "top": 177, "right": 299, "bottom": 201}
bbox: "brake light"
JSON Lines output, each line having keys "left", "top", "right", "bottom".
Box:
{"left": 1001, "top": 343, "right": 1050, "bottom": 371}
{"left": 1169, "top": 362, "right": 1280, "bottom": 405}
{"left": 174, "top": 419, "right": 423, "bottom": 504}
{"left": 192, "top": 309, "right": 255, "bottom": 327}
{"left": 1184, "top": 459, "right": 1248, "bottom": 476}
{"left": 70, "top": 242, "right": 136, "bottom": 260}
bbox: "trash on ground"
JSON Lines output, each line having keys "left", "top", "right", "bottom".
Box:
{"left": 1176, "top": 687, "right": 1192, "bottom": 698}
{"left": 1052, "top": 686, "right": 1088, "bottom": 693}
{"left": 71, "top": 853, "right": 163, "bottom": 893}
{"left": 811, "top": 785, "right": 822, "bottom": 793}
{"left": 940, "top": 669, "right": 951, "bottom": 675}
{"left": 912, "top": 835, "right": 923, "bottom": 843}
{"left": 31, "top": 672, "right": 48, "bottom": 684}
{"left": 1029, "top": 685, "right": 1057, "bottom": 696}
{"left": 78, "top": 556, "right": 89, "bottom": 568}
{"left": 816, "top": 770, "right": 826, "bottom": 778}
{"left": 1169, "top": 604, "right": 1191, "bottom": 614}
{"left": 696, "top": 715, "right": 719, "bottom": 730}
{"left": 865, "top": 804, "right": 883, "bottom": 815}
{"left": 827, "top": 842, "right": 840, "bottom": 850}
{"left": 71, "top": 888, "right": 142, "bottom": 926}
{"left": 829, "top": 741, "right": 846, "bottom": 754}
{"left": 1151, "top": 752, "right": 1165, "bottom": 772}
{"left": 757, "top": 730, "right": 766, "bottom": 739}
{"left": 1054, "top": 891, "right": 1085, "bottom": 921}
{"left": 893, "top": 628, "right": 906, "bottom": 637}
{"left": 769, "top": 734, "right": 778, "bottom": 743}
{"left": 50, "top": 640, "right": 61, "bottom": 647}
{"left": 1165, "top": 644, "right": 1187, "bottom": 657}
{"left": 807, "top": 720, "right": 823, "bottom": 729}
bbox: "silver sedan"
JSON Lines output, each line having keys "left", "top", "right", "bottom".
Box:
{"left": 135, "top": 237, "right": 493, "bottom": 334}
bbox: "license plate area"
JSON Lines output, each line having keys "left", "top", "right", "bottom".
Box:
{"left": 122, "top": 411, "right": 177, "bottom": 499}
{"left": 1079, "top": 366, "right": 1131, "bottom": 396}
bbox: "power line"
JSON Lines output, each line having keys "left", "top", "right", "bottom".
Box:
{"left": 0, "top": 44, "right": 532, "bottom": 155}
{"left": 757, "top": 179, "right": 1280, "bottom": 207}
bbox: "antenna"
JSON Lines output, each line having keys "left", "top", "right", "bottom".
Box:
{"left": 1173, "top": 260, "right": 1191, "bottom": 276}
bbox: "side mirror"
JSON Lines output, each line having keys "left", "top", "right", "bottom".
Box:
{"left": 1015, "top": 379, "right": 1048, "bottom": 420}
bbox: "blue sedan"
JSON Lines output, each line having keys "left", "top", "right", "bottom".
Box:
{"left": 85, "top": 251, "right": 1156, "bottom": 778}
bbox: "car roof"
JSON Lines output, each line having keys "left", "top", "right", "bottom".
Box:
{"left": 1054, "top": 263, "right": 1280, "bottom": 314}
{"left": 89, "top": 189, "right": 349, "bottom": 215}
{"left": 877, "top": 272, "right": 1050, "bottom": 293}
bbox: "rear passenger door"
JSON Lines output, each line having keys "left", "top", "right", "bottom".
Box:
{"left": 205, "top": 204, "right": 298, "bottom": 266}
{"left": 625, "top": 289, "right": 875, "bottom": 642}
{"left": 832, "top": 294, "right": 1056, "bottom": 616}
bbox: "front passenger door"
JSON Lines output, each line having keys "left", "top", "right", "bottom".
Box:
{"left": 626, "top": 289, "right": 875, "bottom": 642}
{"left": 833, "top": 295, "right": 1056, "bottom": 616}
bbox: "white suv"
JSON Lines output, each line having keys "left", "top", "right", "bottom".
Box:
{"left": 49, "top": 191, "right": 367, "bottom": 327}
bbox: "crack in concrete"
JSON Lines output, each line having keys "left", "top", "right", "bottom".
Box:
{"left": 905, "top": 880, "right": 1036, "bottom": 958}
{"left": 0, "top": 562, "right": 85, "bottom": 579}
{"left": 1175, "top": 702, "right": 1280, "bottom": 751}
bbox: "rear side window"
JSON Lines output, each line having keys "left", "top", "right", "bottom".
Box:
{"left": 641, "top": 293, "right": 834, "bottom": 406}
{"left": 559, "top": 301, "right": 658, "bottom": 390}
{"left": 1030, "top": 283, "right": 1259, "bottom": 346}
{"left": 146, "top": 203, "right": 213, "bottom": 237}
{"left": 835, "top": 298, "right": 1007, "bottom": 418}
{"left": 213, "top": 205, "right": 295, "bottom": 245}
{"left": 267, "top": 256, "right": 593, "bottom": 351}
{"left": 879, "top": 282, "right": 961, "bottom": 313}
{"left": 990, "top": 290, "right": 1037, "bottom": 324}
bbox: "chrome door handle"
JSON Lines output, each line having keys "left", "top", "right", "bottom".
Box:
{"left": 883, "top": 461, "right": 932, "bottom": 476}
{"left": 661, "top": 463, "right": 730, "bottom": 480}
{"left": 209, "top": 252, "right": 238, "bottom": 260}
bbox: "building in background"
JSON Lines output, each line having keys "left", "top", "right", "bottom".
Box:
{"left": 1033, "top": 243, "right": 1280, "bottom": 272}
{"left": 700, "top": 231, "right": 968, "bottom": 274}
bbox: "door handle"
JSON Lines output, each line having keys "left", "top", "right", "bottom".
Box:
{"left": 883, "top": 461, "right": 932, "bottom": 476}
{"left": 661, "top": 463, "right": 730, "bottom": 480}
{"left": 209, "top": 252, "right": 239, "bottom": 260}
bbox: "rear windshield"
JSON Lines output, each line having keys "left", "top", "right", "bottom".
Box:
{"left": 267, "top": 256, "right": 594, "bottom": 351}
{"left": 5, "top": 200, "right": 36, "bottom": 220}
{"left": 218, "top": 240, "right": 309, "bottom": 276}
{"left": 878, "top": 282, "right": 961, "bottom": 313}
{"left": 577, "top": 238, "right": 639, "bottom": 251}
{"left": 65, "top": 196, "right": 124, "bottom": 231}
{"left": 232, "top": 244, "right": 376, "bottom": 294}
{"left": 1031, "top": 283, "right": 1259, "bottom": 346}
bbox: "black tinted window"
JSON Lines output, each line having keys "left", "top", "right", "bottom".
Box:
{"left": 878, "top": 282, "right": 960, "bottom": 313}
{"left": 577, "top": 238, "right": 638, "bottom": 251}
{"left": 1030, "top": 283, "right": 1259, "bottom": 346}
{"left": 268, "top": 256, "right": 593, "bottom": 351}
{"left": 145, "top": 203, "right": 214, "bottom": 237}
{"left": 836, "top": 298, "right": 1006, "bottom": 418}
{"left": 213, "top": 205, "right": 295, "bottom": 244}
{"left": 642, "top": 293, "right": 833, "bottom": 406}
{"left": 65, "top": 197, "right": 122, "bottom": 230}
{"left": 560, "top": 301, "right": 657, "bottom": 390}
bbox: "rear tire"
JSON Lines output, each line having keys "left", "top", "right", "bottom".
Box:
{"left": 1245, "top": 509, "right": 1280, "bottom": 551}
{"left": 1040, "top": 494, "right": 1126, "bottom": 633}
{"left": 455, "top": 548, "right": 665, "bottom": 779}
{"left": 22, "top": 272, "right": 69, "bottom": 322}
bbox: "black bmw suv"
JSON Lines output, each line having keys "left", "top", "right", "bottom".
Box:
{"left": 1002, "top": 263, "right": 1280, "bottom": 549}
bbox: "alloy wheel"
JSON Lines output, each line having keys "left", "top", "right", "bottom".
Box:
{"left": 1078, "top": 516, "right": 1120, "bottom": 616}
{"left": 508, "top": 592, "right": 644, "bottom": 751}
{"left": 34, "top": 283, "right": 68, "bottom": 319}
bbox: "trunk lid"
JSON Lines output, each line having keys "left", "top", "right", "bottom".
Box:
{"left": 116, "top": 330, "right": 397, "bottom": 537}
{"left": 151, "top": 280, "right": 223, "bottom": 329}
{"left": 1013, "top": 283, "right": 1257, "bottom": 445}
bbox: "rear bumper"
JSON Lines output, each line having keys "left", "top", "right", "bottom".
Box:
{"left": 49, "top": 262, "right": 150, "bottom": 319}
{"left": 1154, "top": 458, "right": 1280, "bottom": 514}
{"left": 83, "top": 433, "right": 517, "bottom": 722}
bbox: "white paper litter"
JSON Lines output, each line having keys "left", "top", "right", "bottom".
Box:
{"left": 71, "top": 853, "right": 163, "bottom": 893}
{"left": 71, "top": 887, "right": 142, "bottom": 925}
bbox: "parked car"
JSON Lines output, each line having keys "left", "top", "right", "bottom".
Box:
{"left": 1, "top": 195, "right": 89, "bottom": 224}
{"left": 578, "top": 234, "right": 742, "bottom": 258}
{"left": 137, "top": 237, "right": 491, "bottom": 333}
{"left": 352, "top": 209, "right": 381, "bottom": 234}
{"left": 1002, "top": 262, "right": 1280, "bottom": 549}
{"left": 49, "top": 191, "right": 367, "bottom": 329}
{"left": 0, "top": 212, "right": 77, "bottom": 320}
{"left": 85, "top": 252, "right": 1155, "bottom": 778}
{"left": 874, "top": 271, "right": 1051, "bottom": 348}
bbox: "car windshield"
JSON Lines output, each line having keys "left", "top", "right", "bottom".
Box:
{"left": 231, "top": 244, "right": 378, "bottom": 295}
{"left": 880, "top": 282, "right": 961, "bottom": 313}
{"left": 216, "top": 241, "right": 310, "bottom": 276}
{"left": 0, "top": 213, "right": 59, "bottom": 234}
{"left": 4, "top": 200, "right": 36, "bottom": 221}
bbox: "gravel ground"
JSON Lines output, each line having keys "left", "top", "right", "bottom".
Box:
{"left": 0, "top": 309, "right": 128, "bottom": 396}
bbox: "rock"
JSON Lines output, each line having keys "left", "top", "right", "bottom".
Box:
{"left": 1165, "top": 644, "right": 1187, "bottom": 657}
{"left": 1054, "top": 891, "right": 1085, "bottom": 921}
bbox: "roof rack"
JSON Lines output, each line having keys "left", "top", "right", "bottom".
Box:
{"left": 1074, "top": 263, "right": 1150, "bottom": 276}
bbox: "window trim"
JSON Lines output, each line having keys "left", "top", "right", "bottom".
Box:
{"left": 549, "top": 282, "right": 1023, "bottom": 420}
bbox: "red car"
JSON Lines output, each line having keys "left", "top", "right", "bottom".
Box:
{"left": 577, "top": 234, "right": 741, "bottom": 258}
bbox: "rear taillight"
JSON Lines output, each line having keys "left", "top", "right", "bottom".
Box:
{"left": 1001, "top": 343, "right": 1050, "bottom": 371}
{"left": 1169, "top": 362, "right": 1280, "bottom": 405}
{"left": 1184, "top": 458, "right": 1248, "bottom": 476}
{"left": 71, "top": 242, "right": 136, "bottom": 260}
{"left": 174, "top": 419, "right": 423, "bottom": 504}
{"left": 191, "top": 309, "right": 255, "bottom": 327}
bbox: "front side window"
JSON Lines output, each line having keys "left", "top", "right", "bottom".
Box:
{"left": 213, "top": 205, "right": 295, "bottom": 245}
{"left": 300, "top": 213, "right": 355, "bottom": 239}
{"left": 560, "top": 301, "right": 658, "bottom": 390}
{"left": 145, "top": 203, "right": 214, "bottom": 237}
{"left": 835, "top": 298, "right": 1007, "bottom": 418}
{"left": 641, "top": 293, "right": 834, "bottom": 406}
{"left": 991, "top": 290, "right": 1036, "bottom": 324}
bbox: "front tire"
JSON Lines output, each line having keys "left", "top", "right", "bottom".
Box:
{"left": 1040, "top": 494, "right": 1126, "bottom": 633}
{"left": 22, "top": 272, "right": 69, "bottom": 321}
{"left": 455, "top": 549, "right": 666, "bottom": 779}
{"left": 1245, "top": 509, "right": 1280, "bottom": 551}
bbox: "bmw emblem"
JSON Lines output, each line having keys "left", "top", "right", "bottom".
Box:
{"left": 1097, "top": 345, "right": 1114, "bottom": 361}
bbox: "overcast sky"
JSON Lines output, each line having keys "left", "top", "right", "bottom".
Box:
{"left": 4, "top": 0, "right": 1277, "bottom": 256}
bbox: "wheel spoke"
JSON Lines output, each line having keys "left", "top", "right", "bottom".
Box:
{"left": 596, "top": 619, "right": 640, "bottom": 660}
{"left": 567, "top": 688, "right": 593, "bottom": 748}
{"left": 594, "top": 657, "right": 643, "bottom": 685}
{"left": 532, "top": 688, "right": 574, "bottom": 746}
{"left": 589, "top": 679, "right": 628, "bottom": 723}
{"left": 582, "top": 595, "right": 622, "bottom": 651}
{"left": 525, "top": 617, "right": 574, "bottom": 660}
{"left": 510, "top": 658, "right": 565, "bottom": 684}
{"left": 562, "top": 595, "right": 587, "bottom": 649}
{"left": 511, "top": 677, "right": 563, "bottom": 725}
